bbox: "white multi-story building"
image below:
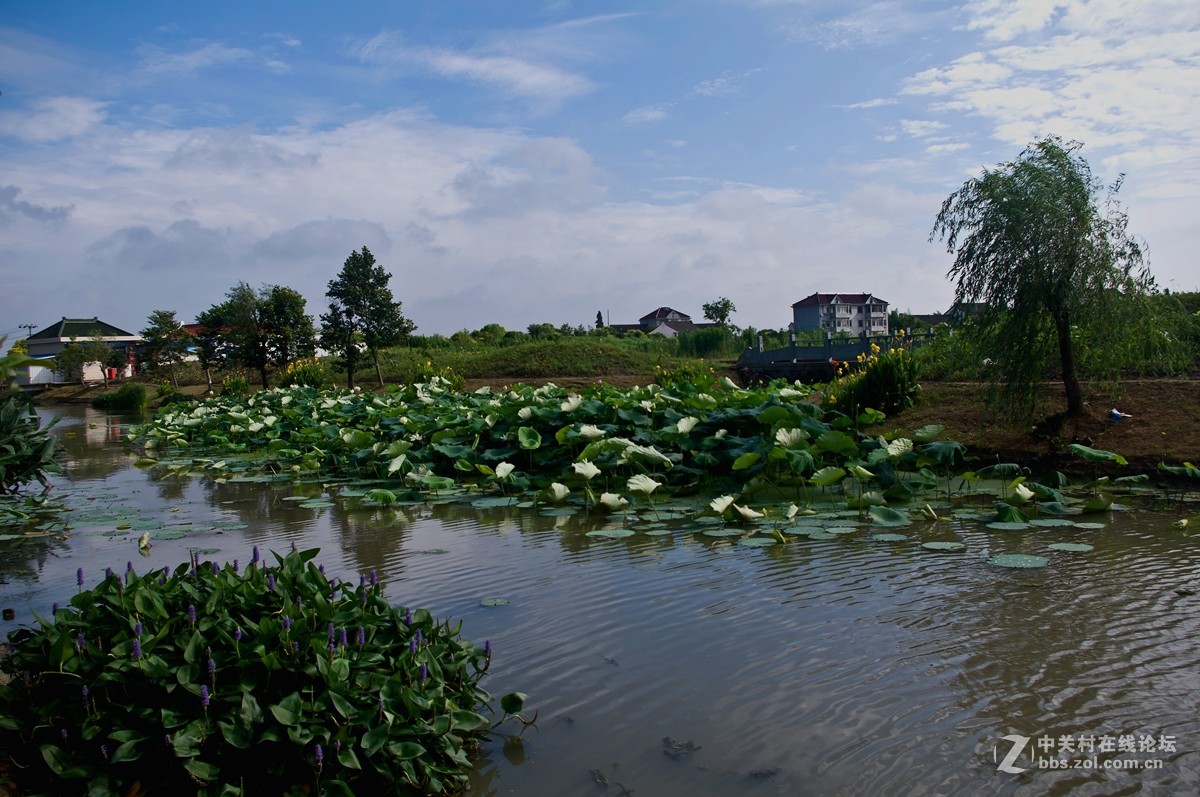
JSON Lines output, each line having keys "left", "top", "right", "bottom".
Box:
{"left": 790, "top": 293, "right": 889, "bottom": 335}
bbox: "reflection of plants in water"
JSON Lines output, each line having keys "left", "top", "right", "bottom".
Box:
{"left": 0, "top": 547, "right": 527, "bottom": 796}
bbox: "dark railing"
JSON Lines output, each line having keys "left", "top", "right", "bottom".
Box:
{"left": 734, "top": 331, "right": 933, "bottom": 383}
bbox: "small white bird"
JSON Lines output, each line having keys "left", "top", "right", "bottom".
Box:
{"left": 1109, "top": 408, "right": 1132, "bottom": 423}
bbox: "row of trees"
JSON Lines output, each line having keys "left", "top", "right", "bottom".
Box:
{"left": 140, "top": 246, "right": 413, "bottom": 390}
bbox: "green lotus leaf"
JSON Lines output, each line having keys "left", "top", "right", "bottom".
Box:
{"left": 585, "top": 529, "right": 635, "bottom": 538}
{"left": 868, "top": 506, "right": 910, "bottom": 527}
{"left": 921, "top": 541, "right": 965, "bottom": 551}
{"left": 1068, "top": 444, "right": 1127, "bottom": 466}
{"left": 737, "top": 536, "right": 780, "bottom": 547}
{"left": 1047, "top": 542, "right": 1093, "bottom": 552}
{"left": 811, "top": 466, "right": 846, "bottom": 488}
{"left": 911, "top": 424, "right": 944, "bottom": 442}
{"left": 517, "top": 427, "right": 542, "bottom": 450}
{"left": 869, "top": 533, "right": 908, "bottom": 542}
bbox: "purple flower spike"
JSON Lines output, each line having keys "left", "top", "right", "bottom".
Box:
{"left": 485, "top": 639, "right": 492, "bottom": 659}
{"left": 419, "top": 663, "right": 427, "bottom": 683}
{"left": 105, "top": 567, "right": 114, "bottom": 580}
{"left": 75, "top": 633, "right": 86, "bottom": 652}
{"left": 292, "top": 640, "right": 299, "bottom": 653}
{"left": 409, "top": 638, "right": 416, "bottom": 656}
{"left": 340, "top": 627, "right": 348, "bottom": 647}
{"left": 356, "top": 626, "right": 365, "bottom": 645}
{"left": 283, "top": 617, "right": 293, "bottom": 631}
{"left": 415, "top": 630, "right": 422, "bottom": 647}
{"left": 81, "top": 685, "right": 89, "bottom": 700}
{"left": 404, "top": 608, "right": 412, "bottom": 626}
{"left": 233, "top": 628, "right": 243, "bottom": 642}
{"left": 126, "top": 561, "right": 133, "bottom": 573}
{"left": 211, "top": 562, "right": 219, "bottom": 576}
{"left": 187, "top": 604, "right": 196, "bottom": 624}
{"left": 100, "top": 743, "right": 108, "bottom": 760}
{"left": 318, "top": 564, "right": 325, "bottom": 575}
{"left": 199, "top": 685, "right": 210, "bottom": 707}
{"left": 314, "top": 743, "right": 323, "bottom": 770}
{"left": 77, "top": 568, "right": 84, "bottom": 587}
{"left": 327, "top": 622, "right": 335, "bottom": 643}
{"left": 251, "top": 546, "right": 260, "bottom": 566}
{"left": 208, "top": 658, "right": 216, "bottom": 674}
{"left": 132, "top": 640, "right": 142, "bottom": 660}
{"left": 267, "top": 574, "right": 276, "bottom": 592}
{"left": 134, "top": 622, "right": 143, "bottom": 638}
{"left": 369, "top": 570, "right": 378, "bottom": 587}
{"left": 359, "top": 574, "right": 366, "bottom": 588}
{"left": 232, "top": 559, "right": 239, "bottom": 574}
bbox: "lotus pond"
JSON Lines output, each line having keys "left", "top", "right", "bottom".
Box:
{"left": 1, "top": 400, "right": 1198, "bottom": 796}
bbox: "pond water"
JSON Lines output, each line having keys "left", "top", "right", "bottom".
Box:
{"left": 2, "top": 406, "right": 1198, "bottom": 796}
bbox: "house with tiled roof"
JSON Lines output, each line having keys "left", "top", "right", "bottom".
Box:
{"left": 21, "top": 317, "right": 141, "bottom": 384}
{"left": 608, "top": 306, "right": 719, "bottom": 338}
{"left": 791, "top": 293, "right": 889, "bottom": 336}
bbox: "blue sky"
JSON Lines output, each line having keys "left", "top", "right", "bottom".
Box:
{"left": 2, "top": 1, "right": 1198, "bottom": 341}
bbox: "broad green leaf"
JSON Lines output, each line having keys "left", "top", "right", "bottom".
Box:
{"left": 1068, "top": 444, "right": 1128, "bottom": 466}
{"left": 517, "top": 427, "right": 542, "bottom": 450}
{"left": 810, "top": 466, "right": 846, "bottom": 487}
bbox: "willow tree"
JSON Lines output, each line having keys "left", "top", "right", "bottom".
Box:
{"left": 930, "top": 136, "right": 1152, "bottom": 419}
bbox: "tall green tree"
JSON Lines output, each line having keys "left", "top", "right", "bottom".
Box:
{"left": 321, "top": 247, "right": 414, "bottom": 388}
{"left": 197, "top": 283, "right": 316, "bottom": 389}
{"left": 140, "top": 310, "right": 193, "bottom": 388}
{"left": 702, "top": 297, "right": 737, "bottom": 329}
{"left": 930, "top": 136, "right": 1152, "bottom": 419}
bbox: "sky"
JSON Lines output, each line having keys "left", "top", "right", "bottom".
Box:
{"left": 2, "top": 1, "right": 1198, "bottom": 343}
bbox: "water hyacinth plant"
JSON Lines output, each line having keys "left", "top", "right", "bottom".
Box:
{"left": 0, "top": 548, "right": 525, "bottom": 796}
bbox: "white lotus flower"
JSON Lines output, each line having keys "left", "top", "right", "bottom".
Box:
{"left": 626, "top": 474, "right": 662, "bottom": 495}
{"left": 733, "top": 504, "right": 764, "bottom": 520}
{"left": 1013, "top": 483, "right": 1035, "bottom": 503}
{"left": 573, "top": 460, "right": 601, "bottom": 481}
{"left": 518, "top": 406, "right": 533, "bottom": 419}
{"left": 710, "top": 495, "right": 735, "bottom": 515}
{"left": 715, "top": 428, "right": 728, "bottom": 439}
{"left": 579, "top": 424, "right": 606, "bottom": 440}
{"left": 599, "top": 493, "right": 629, "bottom": 511}
{"left": 545, "top": 483, "right": 570, "bottom": 503}
{"left": 677, "top": 416, "right": 700, "bottom": 434}
{"left": 561, "top": 395, "right": 582, "bottom": 412}
{"left": 495, "top": 462, "right": 515, "bottom": 479}
{"left": 786, "top": 504, "right": 800, "bottom": 520}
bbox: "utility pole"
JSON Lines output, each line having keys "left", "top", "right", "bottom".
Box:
{"left": 19, "top": 323, "right": 36, "bottom": 338}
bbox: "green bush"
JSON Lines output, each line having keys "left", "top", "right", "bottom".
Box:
{"left": 654, "top": 360, "right": 718, "bottom": 392}
{"left": 222, "top": 372, "right": 250, "bottom": 397}
{"left": 281, "top": 358, "right": 330, "bottom": 389}
{"left": 827, "top": 340, "right": 921, "bottom": 417}
{"left": 0, "top": 548, "right": 525, "bottom": 796}
{"left": 92, "top": 383, "right": 147, "bottom": 413}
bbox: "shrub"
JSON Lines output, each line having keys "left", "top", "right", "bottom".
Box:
{"left": 92, "top": 383, "right": 147, "bottom": 413}
{"left": 654, "top": 360, "right": 718, "bottom": 392}
{"left": 281, "top": 358, "right": 330, "bottom": 389}
{"left": 0, "top": 548, "right": 525, "bottom": 796}
{"left": 222, "top": 372, "right": 250, "bottom": 397}
{"left": 827, "top": 340, "right": 921, "bottom": 417}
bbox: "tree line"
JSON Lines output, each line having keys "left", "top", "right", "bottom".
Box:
{"left": 137, "top": 246, "right": 412, "bottom": 390}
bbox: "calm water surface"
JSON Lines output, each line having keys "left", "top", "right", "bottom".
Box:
{"left": 2, "top": 407, "right": 1197, "bottom": 796}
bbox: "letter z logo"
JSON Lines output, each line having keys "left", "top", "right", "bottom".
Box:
{"left": 995, "top": 734, "right": 1031, "bottom": 773}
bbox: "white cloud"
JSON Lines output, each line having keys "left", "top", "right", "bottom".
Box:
{"left": 0, "top": 96, "right": 108, "bottom": 143}
{"left": 138, "top": 42, "right": 259, "bottom": 74}
{"left": 690, "top": 68, "right": 766, "bottom": 97}
{"left": 623, "top": 104, "right": 670, "bottom": 125}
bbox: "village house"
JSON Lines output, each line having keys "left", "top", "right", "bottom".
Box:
{"left": 790, "top": 293, "right": 889, "bottom": 336}
{"left": 607, "top": 307, "right": 719, "bottom": 338}
{"left": 18, "top": 317, "right": 141, "bottom": 386}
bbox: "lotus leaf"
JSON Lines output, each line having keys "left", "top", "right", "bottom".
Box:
{"left": 987, "top": 553, "right": 1049, "bottom": 568}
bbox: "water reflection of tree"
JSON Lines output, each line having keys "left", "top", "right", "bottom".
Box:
{"left": 50, "top": 408, "right": 133, "bottom": 483}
